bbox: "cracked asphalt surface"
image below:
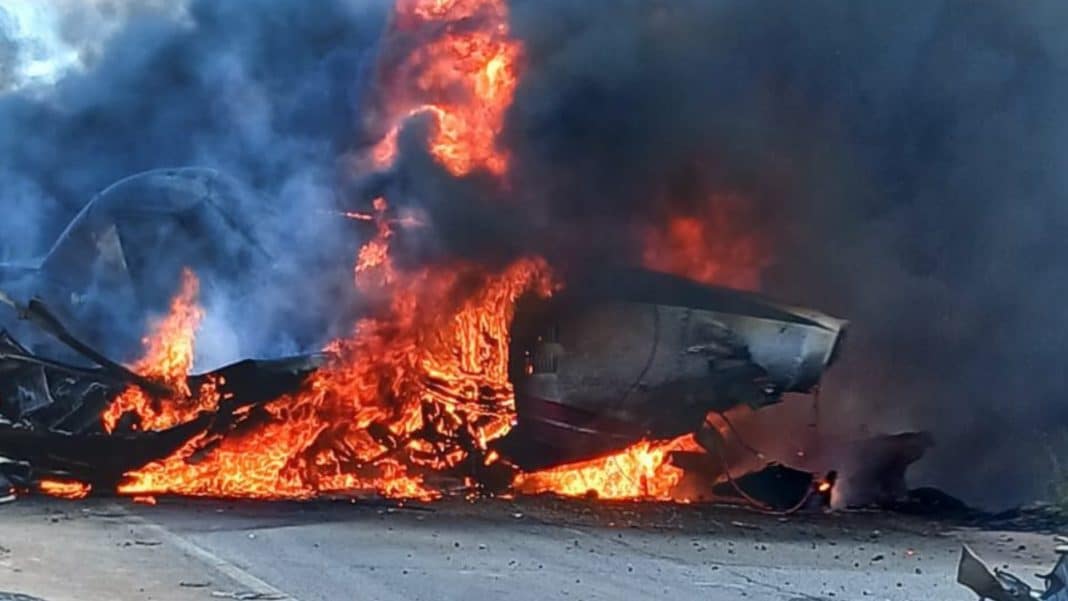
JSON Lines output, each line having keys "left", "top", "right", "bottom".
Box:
{"left": 0, "top": 496, "right": 1062, "bottom": 600}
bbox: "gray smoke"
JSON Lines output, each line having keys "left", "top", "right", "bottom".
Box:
{"left": 0, "top": 0, "right": 390, "bottom": 365}
{"left": 0, "top": 8, "right": 18, "bottom": 93}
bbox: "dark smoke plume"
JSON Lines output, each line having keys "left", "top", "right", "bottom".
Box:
{"left": 502, "top": 0, "right": 1068, "bottom": 507}
{"left": 2, "top": 0, "right": 1066, "bottom": 507}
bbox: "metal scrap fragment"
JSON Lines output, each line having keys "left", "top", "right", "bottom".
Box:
{"left": 956, "top": 543, "right": 1047, "bottom": 600}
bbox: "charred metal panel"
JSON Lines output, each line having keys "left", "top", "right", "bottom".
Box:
{"left": 502, "top": 268, "right": 847, "bottom": 467}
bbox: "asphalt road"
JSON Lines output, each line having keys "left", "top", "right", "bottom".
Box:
{"left": 134, "top": 497, "right": 1058, "bottom": 601}
{"left": 0, "top": 496, "right": 1060, "bottom": 601}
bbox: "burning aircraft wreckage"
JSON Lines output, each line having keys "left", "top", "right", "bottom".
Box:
{"left": 0, "top": 0, "right": 938, "bottom": 513}
{"left": 0, "top": 166, "right": 866, "bottom": 508}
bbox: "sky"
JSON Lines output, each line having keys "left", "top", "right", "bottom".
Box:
{"left": 1, "top": 0, "right": 187, "bottom": 91}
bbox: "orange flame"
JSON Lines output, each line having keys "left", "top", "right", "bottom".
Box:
{"left": 514, "top": 435, "right": 701, "bottom": 501}
{"left": 369, "top": 0, "right": 520, "bottom": 177}
{"left": 102, "top": 269, "right": 219, "bottom": 433}
{"left": 355, "top": 198, "right": 396, "bottom": 288}
{"left": 116, "top": 231, "right": 555, "bottom": 499}
{"left": 38, "top": 479, "right": 91, "bottom": 500}
{"left": 642, "top": 194, "right": 772, "bottom": 290}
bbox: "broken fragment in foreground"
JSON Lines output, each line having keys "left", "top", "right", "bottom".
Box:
{"left": 958, "top": 541, "right": 1068, "bottom": 600}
